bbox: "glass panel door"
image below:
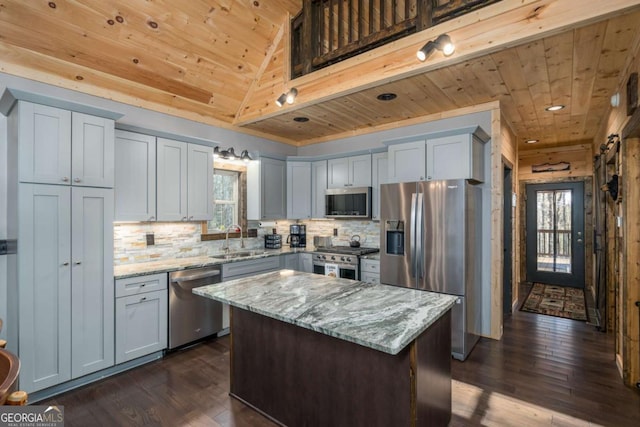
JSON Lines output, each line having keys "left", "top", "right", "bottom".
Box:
{"left": 526, "top": 182, "right": 585, "bottom": 287}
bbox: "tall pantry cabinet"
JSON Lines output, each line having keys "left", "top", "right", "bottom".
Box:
{"left": 4, "top": 99, "right": 116, "bottom": 394}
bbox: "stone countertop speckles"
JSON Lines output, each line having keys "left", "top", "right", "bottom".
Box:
{"left": 193, "top": 270, "right": 456, "bottom": 355}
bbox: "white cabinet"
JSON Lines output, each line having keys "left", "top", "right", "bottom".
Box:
{"left": 17, "top": 184, "right": 114, "bottom": 393}
{"left": 387, "top": 140, "right": 426, "bottom": 183}
{"left": 115, "top": 273, "right": 168, "bottom": 364}
{"left": 360, "top": 258, "right": 380, "bottom": 284}
{"left": 114, "top": 130, "right": 156, "bottom": 221}
{"left": 71, "top": 187, "right": 115, "bottom": 378}
{"left": 156, "top": 138, "right": 213, "bottom": 221}
{"left": 311, "top": 160, "right": 327, "bottom": 218}
{"left": 371, "top": 152, "right": 388, "bottom": 221}
{"left": 299, "top": 253, "right": 313, "bottom": 273}
{"left": 426, "top": 133, "right": 485, "bottom": 183}
{"left": 15, "top": 102, "right": 114, "bottom": 187}
{"left": 187, "top": 143, "right": 215, "bottom": 220}
{"left": 327, "top": 154, "right": 371, "bottom": 188}
{"left": 281, "top": 253, "right": 299, "bottom": 270}
{"left": 17, "top": 184, "right": 72, "bottom": 392}
{"left": 287, "top": 162, "right": 312, "bottom": 219}
{"left": 71, "top": 112, "right": 115, "bottom": 188}
{"left": 247, "top": 157, "right": 286, "bottom": 220}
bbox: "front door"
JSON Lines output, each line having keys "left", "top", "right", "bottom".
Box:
{"left": 525, "top": 182, "right": 585, "bottom": 287}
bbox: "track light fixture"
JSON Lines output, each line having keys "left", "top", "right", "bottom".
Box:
{"left": 417, "top": 34, "right": 455, "bottom": 62}
{"left": 276, "top": 87, "right": 298, "bottom": 107}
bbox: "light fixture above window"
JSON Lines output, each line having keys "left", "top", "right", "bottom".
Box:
{"left": 417, "top": 34, "right": 455, "bottom": 62}
{"left": 276, "top": 87, "right": 298, "bottom": 107}
{"left": 214, "top": 146, "right": 252, "bottom": 162}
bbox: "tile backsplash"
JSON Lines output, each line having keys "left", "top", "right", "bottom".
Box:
{"left": 114, "top": 219, "right": 381, "bottom": 265}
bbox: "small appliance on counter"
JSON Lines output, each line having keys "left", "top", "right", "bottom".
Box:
{"left": 264, "top": 234, "right": 282, "bottom": 249}
{"left": 287, "top": 224, "right": 306, "bottom": 248}
{"left": 313, "top": 235, "right": 332, "bottom": 248}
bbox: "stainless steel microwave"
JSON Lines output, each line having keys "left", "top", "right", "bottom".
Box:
{"left": 325, "top": 187, "right": 372, "bottom": 219}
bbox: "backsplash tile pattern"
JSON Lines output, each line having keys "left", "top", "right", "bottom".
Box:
{"left": 114, "top": 220, "right": 381, "bottom": 265}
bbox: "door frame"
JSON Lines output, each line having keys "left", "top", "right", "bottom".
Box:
{"left": 518, "top": 177, "right": 593, "bottom": 291}
{"left": 503, "top": 160, "right": 514, "bottom": 314}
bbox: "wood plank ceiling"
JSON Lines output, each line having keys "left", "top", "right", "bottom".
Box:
{"left": 0, "top": 1, "right": 639, "bottom": 150}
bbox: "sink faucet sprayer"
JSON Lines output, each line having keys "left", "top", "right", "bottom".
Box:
{"left": 224, "top": 224, "right": 244, "bottom": 252}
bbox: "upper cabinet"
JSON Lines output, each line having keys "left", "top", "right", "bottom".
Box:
{"left": 156, "top": 138, "right": 213, "bottom": 221}
{"left": 287, "top": 161, "right": 312, "bottom": 219}
{"left": 371, "top": 152, "right": 388, "bottom": 221}
{"left": 15, "top": 101, "right": 114, "bottom": 187}
{"left": 114, "top": 130, "right": 156, "bottom": 221}
{"left": 247, "top": 157, "right": 286, "bottom": 220}
{"left": 387, "top": 140, "right": 426, "bottom": 183}
{"left": 327, "top": 154, "right": 371, "bottom": 188}
{"left": 71, "top": 112, "right": 115, "bottom": 188}
{"left": 426, "top": 133, "right": 485, "bottom": 183}
{"left": 386, "top": 128, "right": 487, "bottom": 183}
{"left": 311, "top": 160, "right": 327, "bottom": 218}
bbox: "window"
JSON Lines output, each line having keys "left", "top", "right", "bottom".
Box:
{"left": 201, "top": 162, "right": 248, "bottom": 240}
{"left": 209, "top": 169, "right": 239, "bottom": 232}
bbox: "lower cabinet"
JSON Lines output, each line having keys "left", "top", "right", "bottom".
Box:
{"left": 115, "top": 273, "right": 168, "bottom": 364}
{"left": 360, "top": 258, "right": 380, "bottom": 284}
{"left": 299, "top": 253, "right": 313, "bottom": 273}
{"left": 281, "top": 253, "right": 299, "bottom": 270}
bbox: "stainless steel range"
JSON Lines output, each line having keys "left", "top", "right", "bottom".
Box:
{"left": 312, "top": 246, "right": 379, "bottom": 280}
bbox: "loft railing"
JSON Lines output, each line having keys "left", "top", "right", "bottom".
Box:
{"left": 291, "top": 0, "right": 501, "bottom": 78}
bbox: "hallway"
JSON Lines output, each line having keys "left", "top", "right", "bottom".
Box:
{"left": 42, "top": 306, "right": 640, "bottom": 426}
{"left": 451, "top": 306, "right": 640, "bottom": 426}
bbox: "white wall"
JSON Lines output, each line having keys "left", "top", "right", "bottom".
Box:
{"left": 0, "top": 72, "right": 297, "bottom": 158}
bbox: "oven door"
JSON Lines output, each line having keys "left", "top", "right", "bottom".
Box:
{"left": 313, "top": 262, "right": 358, "bottom": 280}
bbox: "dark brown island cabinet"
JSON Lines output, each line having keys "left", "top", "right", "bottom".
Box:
{"left": 194, "top": 270, "right": 457, "bottom": 427}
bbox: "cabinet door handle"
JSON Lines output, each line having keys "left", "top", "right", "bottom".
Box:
{"left": 62, "top": 262, "right": 69, "bottom": 266}
{"left": 61, "top": 177, "right": 69, "bottom": 182}
{"left": 73, "top": 178, "right": 81, "bottom": 183}
{"left": 140, "top": 283, "right": 146, "bottom": 287}
{"left": 74, "top": 261, "right": 82, "bottom": 265}
{"left": 148, "top": 216, "right": 155, "bottom": 221}
{"left": 188, "top": 216, "right": 194, "bottom": 220}
{"left": 181, "top": 216, "right": 187, "bottom": 221}
{"left": 140, "top": 297, "right": 147, "bottom": 302}
{"left": 427, "top": 176, "right": 432, "bottom": 180}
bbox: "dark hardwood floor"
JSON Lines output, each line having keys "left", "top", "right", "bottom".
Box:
{"left": 42, "top": 308, "right": 640, "bottom": 426}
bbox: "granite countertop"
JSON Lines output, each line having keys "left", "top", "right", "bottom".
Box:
{"left": 193, "top": 270, "right": 456, "bottom": 355}
{"left": 113, "top": 247, "right": 312, "bottom": 279}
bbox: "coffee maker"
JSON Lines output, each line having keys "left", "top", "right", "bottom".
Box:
{"left": 288, "top": 224, "right": 306, "bottom": 248}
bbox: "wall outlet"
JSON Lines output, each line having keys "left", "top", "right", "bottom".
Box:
{"left": 333, "top": 228, "right": 338, "bottom": 236}
{"left": 146, "top": 233, "right": 155, "bottom": 246}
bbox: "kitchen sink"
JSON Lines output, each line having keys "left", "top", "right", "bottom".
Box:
{"left": 210, "top": 251, "right": 268, "bottom": 260}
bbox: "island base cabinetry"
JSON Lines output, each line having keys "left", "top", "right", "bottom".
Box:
{"left": 230, "top": 307, "right": 452, "bottom": 427}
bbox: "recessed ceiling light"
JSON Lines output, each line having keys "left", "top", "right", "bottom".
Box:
{"left": 293, "top": 117, "right": 309, "bottom": 122}
{"left": 545, "top": 105, "right": 565, "bottom": 112}
{"left": 525, "top": 139, "right": 539, "bottom": 144}
{"left": 377, "top": 93, "right": 397, "bottom": 101}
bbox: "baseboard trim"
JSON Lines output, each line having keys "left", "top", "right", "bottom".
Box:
{"left": 27, "top": 351, "right": 164, "bottom": 403}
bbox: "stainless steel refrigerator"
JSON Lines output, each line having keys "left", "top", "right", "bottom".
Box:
{"left": 380, "top": 179, "right": 482, "bottom": 361}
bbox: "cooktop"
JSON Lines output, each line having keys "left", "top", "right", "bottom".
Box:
{"left": 313, "top": 246, "right": 379, "bottom": 256}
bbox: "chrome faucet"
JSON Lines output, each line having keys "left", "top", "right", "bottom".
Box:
{"left": 224, "top": 224, "right": 244, "bottom": 253}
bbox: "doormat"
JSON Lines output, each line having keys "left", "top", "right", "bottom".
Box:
{"left": 520, "top": 283, "right": 588, "bottom": 321}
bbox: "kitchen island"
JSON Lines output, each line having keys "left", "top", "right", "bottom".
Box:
{"left": 194, "top": 270, "right": 457, "bottom": 427}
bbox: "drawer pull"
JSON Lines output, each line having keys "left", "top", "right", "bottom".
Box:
{"left": 61, "top": 177, "right": 69, "bottom": 182}
{"left": 140, "top": 283, "right": 146, "bottom": 287}
{"left": 140, "top": 297, "right": 147, "bottom": 302}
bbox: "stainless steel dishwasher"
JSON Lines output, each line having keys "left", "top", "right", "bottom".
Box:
{"left": 168, "top": 266, "right": 222, "bottom": 349}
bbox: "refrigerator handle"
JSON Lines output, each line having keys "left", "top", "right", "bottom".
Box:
{"left": 416, "top": 192, "right": 424, "bottom": 279}
{"left": 410, "top": 193, "right": 417, "bottom": 279}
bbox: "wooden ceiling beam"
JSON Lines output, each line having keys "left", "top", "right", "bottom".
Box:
{"left": 235, "top": 0, "right": 640, "bottom": 127}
